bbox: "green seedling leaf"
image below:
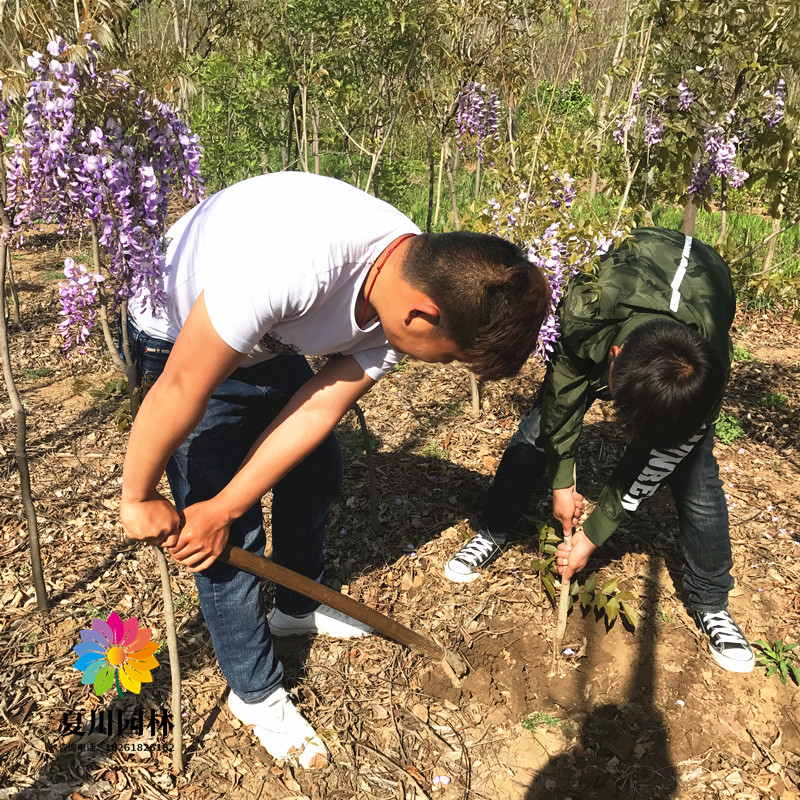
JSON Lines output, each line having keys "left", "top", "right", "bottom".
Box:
{"left": 605, "top": 596, "right": 620, "bottom": 624}
{"left": 596, "top": 592, "right": 608, "bottom": 610}
{"left": 578, "top": 591, "right": 594, "bottom": 607}
{"left": 621, "top": 601, "right": 639, "bottom": 629}
{"left": 601, "top": 577, "right": 620, "bottom": 595}
{"left": 583, "top": 573, "right": 598, "bottom": 594}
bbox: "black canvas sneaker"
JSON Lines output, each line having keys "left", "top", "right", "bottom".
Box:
{"left": 444, "top": 529, "right": 508, "bottom": 583}
{"left": 694, "top": 609, "right": 755, "bottom": 673}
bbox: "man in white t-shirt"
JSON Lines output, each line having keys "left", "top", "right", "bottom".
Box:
{"left": 120, "top": 172, "right": 548, "bottom": 768}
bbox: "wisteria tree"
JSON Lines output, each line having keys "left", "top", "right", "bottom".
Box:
{"left": 4, "top": 35, "right": 203, "bottom": 382}
{"left": 1, "top": 34, "right": 203, "bottom": 768}
{"left": 456, "top": 81, "right": 622, "bottom": 363}
{"left": 601, "top": 0, "right": 800, "bottom": 242}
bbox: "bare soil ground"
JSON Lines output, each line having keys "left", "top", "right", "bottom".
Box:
{"left": 1, "top": 234, "right": 799, "bottom": 800}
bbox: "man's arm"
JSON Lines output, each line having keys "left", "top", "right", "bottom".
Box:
{"left": 120, "top": 293, "right": 249, "bottom": 545}
{"left": 168, "top": 353, "right": 374, "bottom": 571}
{"left": 539, "top": 348, "right": 592, "bottom": 490}
{"left": 582, "top": 427, "right": 707, "bottom": 547}
{"left": 121, "top": 293, "right": 376, "bottom": 571}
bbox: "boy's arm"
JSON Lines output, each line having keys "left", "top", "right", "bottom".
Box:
{"left": 539, "top": 347, "right": 592, "bottom": 490}
{"left": 169, "top": 354, "right": 374, "bottom": 571}
{"left": 581, "top": 426, "right": 708, "bottom": 548}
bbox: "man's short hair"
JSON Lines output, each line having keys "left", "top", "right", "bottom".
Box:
{"left": 611, "top": 318, "right": 725, "bottom": 449}
{"left": 401, "top": 231, "right": 549, "bottom": 380}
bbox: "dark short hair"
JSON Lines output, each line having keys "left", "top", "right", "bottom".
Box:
{"left": 400, "top": 231, "right": 549, "bottom": 380}
{"left": 611, "top": 318, "right": 725, "bottom": 449}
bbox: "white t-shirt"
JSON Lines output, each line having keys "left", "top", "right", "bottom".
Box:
{"left": 130, "top": 172, "right": 420, "bottom": 381}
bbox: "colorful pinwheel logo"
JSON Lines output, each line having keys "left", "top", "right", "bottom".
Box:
{"left": 73, "top": 612, "right": 159, "bottom": 698}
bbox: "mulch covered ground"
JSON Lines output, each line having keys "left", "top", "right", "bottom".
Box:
{"left": 0, "top": 232, "right": 799, "bottom": 800}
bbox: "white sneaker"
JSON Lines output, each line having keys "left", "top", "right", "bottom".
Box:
{"left": 693, "top": 609, "right": 755, "bottom": 673}
{"left": 228, "top": 687, "right": 328, "bottom": 768}
{"left": 444, "top": 529, "right": 507, "bottom": 583}
{"left": 268, "top": 604, "right": 372, "bottom": 638}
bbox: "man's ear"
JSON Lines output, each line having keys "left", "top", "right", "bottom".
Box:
{"left": 609, "top": 344, "right": 622, "bottom": 359}
{"left": 404, "top": 298, "right": 441, "bottom": 326}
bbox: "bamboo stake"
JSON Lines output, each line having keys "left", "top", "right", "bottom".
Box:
{"left": 549, "top": 528, "right": 572, "bottom": 677}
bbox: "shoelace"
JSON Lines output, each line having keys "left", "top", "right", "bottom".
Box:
{"left": 456, "top": 534, "right": 497, "bottom": 566}
{"left": 702, "top": 611, "right": 748, "bottom": 648}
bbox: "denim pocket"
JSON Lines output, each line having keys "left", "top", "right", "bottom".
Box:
{"left": 127, "top": 318, "right": 174, "bottom": 390}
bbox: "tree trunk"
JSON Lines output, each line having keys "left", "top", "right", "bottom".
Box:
{"left": 682, "top": 146, "right": 703, "bottom": 236}
{"left": 5, "top": 248, "right": 20, "bottom": 325}
{"left": 434, "top": 142, "right": 445, "bottom": 228}
{"left": 682, "top": 195, "right": 701, "bottom": 237}
{"left": 0, "top": 156, "right": 47, "bottom": 612}
{"left": 298, "top": 83, "right": 309, "bottom": 172}
{"left": 0, "top": 237, "right": 48, "bottom": 612}
{"left": 154, "top": 547, "right": 183, "bottom": 772}
{"left": 444, "top": 141, "right": 460, "bottom": 231}
{"left": 716, "top": 177, "right": 728, "bottom": 248}
{"left": 285, "top": 86, "right": 297, "bottom": 170}
{"left": 426, "top": 130, "right": 435, "bottom": 233}
{"left": 589, "top": 10, "right": 630, "bottom": 202}
{"left": 311, "top": 107, "right": 320, "bottom": 175}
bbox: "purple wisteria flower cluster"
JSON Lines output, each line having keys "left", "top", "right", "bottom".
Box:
{"left": 612, "top": 110, "right": 637, "bottom": 144}
{"left": 612, "top": 69, "right": 787, "bottom": 197}
{"left": 2, "top": 35, "right": 203, "bottom": 351}
{"left": 456, "top": 82, "right": 499, "bottom": 161}
{"left": 0, "top": 80, "right": 10, "bottom": 142}
{"left": 763, "top": 79, "right": 786, "bottom": 128}
{"left": 482, "top": 169, "right": 619, "bottom": 361}
{"left": 527, "top": 224, "right": 616, "bottom": 361}
{"left": 677, "top": 78, "right": 693, "bottom": 112}
{"left": 689, "top": 124, "right": 748, "bottom": 195}
{"left": 58, "top": 258, "right": 103, "bottom": 349}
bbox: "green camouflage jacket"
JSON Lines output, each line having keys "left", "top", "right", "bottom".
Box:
{"left": 541, "top": 227, "right": 735, "bottom": 546}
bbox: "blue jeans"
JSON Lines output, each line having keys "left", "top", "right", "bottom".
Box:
{"left": 485, "top": 389, "right": 733, "bottom": 612}
{"left": 126, "top": 319, "right": 342, "bottom": 701}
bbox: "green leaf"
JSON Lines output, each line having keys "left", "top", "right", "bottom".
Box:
{"left": 578, "top": 591, "right": 594, "bottom": 607}
{"left": 596, "top": 592, "right": 608, "bottom": 610}
{"left": 600, "top": 577, "right": 620, "bottom": 595}
{"left": 621, "top": 601, "right": 639, "bottom": 629}
{"left": 789, "top": 664, "right": 800, "bottom": 686}
{"left": 605, "top": 596, "right": 620, "bottom": 624}
{"left": 583, "top": 573, "right": 598, "bottom": 594}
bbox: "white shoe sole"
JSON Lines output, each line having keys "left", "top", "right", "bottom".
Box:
{"left": 444, "top": 561, "right": 483, "bottom": 583}
{"left": 268, "top": 608, "right": 372, "bottom": 638}
{"left": 707, "top": 645, "right": 755, "bottom": 673}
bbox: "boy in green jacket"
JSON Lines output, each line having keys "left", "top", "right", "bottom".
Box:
{"left": 445, "top": 227, "right": 754, "bottom": 673}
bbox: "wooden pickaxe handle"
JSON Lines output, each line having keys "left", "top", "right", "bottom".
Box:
{"left": 218, "top": 544, "right": 445, "bottom": 661}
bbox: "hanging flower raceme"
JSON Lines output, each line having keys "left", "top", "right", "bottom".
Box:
{"left": 677, "top": 78, "right": 693, "bottom": 112}
{"left": 481, "top": 169, "right": 620, "bottom": 361}
{"left": 763, "top": 79, "right": 786, "bottom": 128}
{"left": 58, "top": 258, "right": 104, "bottom": 352}
{"left": 456, "top": 82, "right": 500, "bottom": 161}
{"left": 688, "top": 123, "right": 749, "bottom": 195}
{"left": 3, "top": 34, "right": 204, "bottom": 351}
{"left": 528, "top": 224, "right": 616, "bottom": 361}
